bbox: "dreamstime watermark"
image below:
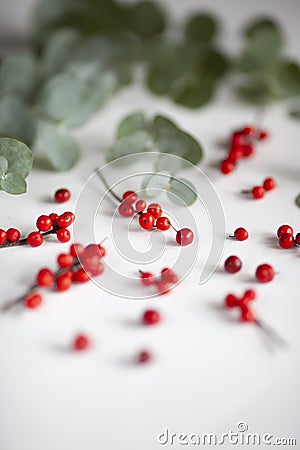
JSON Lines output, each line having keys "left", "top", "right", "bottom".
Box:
{"left": 74, "top": 152, "right": 225, "bottom": 298}
{"left": 157, "top": 423, "right": 297, "bottom": 446}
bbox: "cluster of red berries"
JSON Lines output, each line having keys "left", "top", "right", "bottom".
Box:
{"left": 242, "top": 177, "right": 277, "bottom": 199}
{"left": 0, "top": 211, "right": 75, "bottom": 249}
{"left": 119, "top": 191, "right": 194, "bottom": 246}
{"left": 221, "top": 125, "right": 269, "bottom": 174}
{"left": 277, "top": 224, "right": 300, "bottom": 249}
{"left": 225, "top": 289, "right": 257, "bottom": 322}
{"left": 139, "top": 267, "right": 179, "bottom": 295}
{"left": 224, "top": 256, "right": 275, "bottom": 283}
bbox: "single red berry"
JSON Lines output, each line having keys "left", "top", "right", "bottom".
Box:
{"left": 240, "top": 306, "right": 256, "bottom": 322}
{"left": 263, "top": 177, "right": 276, "bottom": 191}
{"left": 24, "top": 292, "right": 43, "bottom": 309}
{"left": 70, "top": 243, "right": 84, "bottom": 257}
{"left": 139, "top": 212, "right": 155, "bottom": 230}
{"left": 56, "top": 228, "right": 71, "bottom": 243}
{"left": 255, "top": 264, "right": 275, "bottom": 283}
{"left": 122, "top": 191, "right": 138, "bottom": 204}
{"left": 81, "top": 254, "right": 104, "bottom": 276}
{"left": 56, "top": 272, "right": 73, "bottom": 291}
{"left": 295, "top": 233, "right": 300, "bottom": 246}
{"left": 161, "top": 268, "right": 179, "bottom": 283}
{"left": 277, "top": 225, "right": 294, "bottom": 238}
{"left": 243, "top": 289, "right": 257, "bottom": 301}
{"left": 27, "top": 231, "right": 43, "bottom": 247}
{"left": 279, "top": 233, "right": 295, "bottom": 249}
{"left": 242, "top": 126, "right": 254, "bottom": 136}
{"left": 234, "top": 227, "right": 249, "bottom": 241}
{"left": 157, "top": 280, "right": 171, "bottom": 295}
{"left": 54, "top": 188, "right": 71, "bottom": 203}
{"left": 0, "top": 229, "right": 7, "bottom": 245}
{"left": 137, "top": 350, "right": 151, "bottom": 363}
{"left": 176, "top": 228, "right": 194, "bottom": 246}
{"left": 224, "top": 293, "right": 238, "bottom": 308}
{"left": 74, "top": 268, "right": 90, "bottom": 283}
{"left": 156, "top": 216, "right": 171, "bottom": 231}
{"left": 64, "top": 211, "right": 75, "bottom": 223}
{"left": 231, "top": 131, "right": 246, "bottom": 147}
{"left": 258, "top": 130, "right": 268, "bottom": 140}
{"left": 142, "top": 309, "right": 160, "bottom": 325}
{"left": 221, "top": 159, "right": 235, "bottom": 174}
{"left": 36, "top": 215, "right": 53, "bottom": 232}
{"left": 36, "top": 268, "right": 54, "bottom": 287}
{"left": 252, "top": 186, "right": 265, "bottom": 199}
{"left": 49, "top": 213, "right": 59, "bottom": 225}
{"left": 147, "top": 203, "right": 162, "bottom": 219}
{"left": 228, "top": 147, "right": 244, "bottom": 162}
{"left": 56, "top": 212, "right": 73, "bottom": 228}
{"left": 224, "top": 255, "right": 242, "bottom": 274}
{"left": 118, "top": 202, "right": 134, "bottom": 217}
{"left": 83, "top": 244, "right": 102, "bottom": 256}
{"left": 135, "top": 199, "right": 146, "bottom": 212}
{"left": 7, "top": 227, "right": 21, "bottom": 242}
{"left": 242, "top": 144, "right": 255, "bottom": 157}
{"left": 73, "top": 334, "right": 90, "bottom": 351}
{"left": 57, "top": 253, "right": 74, "bottom": 268}
{"left": 140, "top": 271, "right": 156, "bottom": 286}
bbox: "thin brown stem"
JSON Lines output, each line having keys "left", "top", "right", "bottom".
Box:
{"left": 0, "top": 229, "right": 57, "bottom": 249}
{"left": 95, "top": 169, "right": 122, "bottom": 203}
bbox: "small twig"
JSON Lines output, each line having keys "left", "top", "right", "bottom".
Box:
{"left": 0, "top": 229, "right": 57, "bottom": 249}
{"left": 255, "top": 319, "right": 288, "bottom": 349}
{"left": 95, "top": 169, "right": 122, "bottom": 203}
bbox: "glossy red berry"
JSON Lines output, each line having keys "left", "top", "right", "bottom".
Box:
{"left": 0, "top": 229, "right": 7, "bottom": 245}
{"left": 234, "top": 227, "right": 249, "bottom": 241}
{"left": 258, "top": 130, "right": 268, "bottom": 140}
{"left": 27, "top": 231, "right": 43, "bottom": 247}
{"left": 252, "top": 186, "right": 265, "bottom": 199}
{"left": 255, "top": 264, "right": 275, "bottom": 283}
{"left": 139, "top": 212, "right": 155, "bottom": 230}
{"left": 241, "top": 306, "right": 256, "bottom": 322}
{"left": 224, "top": 293, "right": 238, "bottom": 308}
{"left": 161, "top": 268, "right": 179, "bottom": 283}
{"left": 49, "top": 213, "right": 59, "bottom": 225}
{"left": 221, "top": 159, "right": 235, "bottom": 174}
{"left": 56, "top": 228, "right": 71, "bottom": 243}
{"left": 176, "top": 228, "right": 194, "bottom": 246}
{"left": 55, "top": 188, "right": 71, "bottom": 203}
{"left": 137, "top": 350, "right": 151, "bottom": 363}
{"left": 81, "top": 252, "right": 104, "bottom": 276}
{"left": 36, "top": 215, "right": 53, "bottom": 232}
{"left": 56, "top": 272, "right": 73, "bottom": 291}
{"left": 118, "top": 202, "right": 134, "bottom": 217}
{"left": 277, "top": 225, "right": 294, "bottom": 238}
{"left": 156, "top": 216, "right": 171, "bottom": 231}
{"left": 224, "top": 255, "right": 242, "bottom": 274}
{"left": 142, "top": 310, "right": 160, "bottom": 325}
{"left": 295, "top": 233, "right": 300, "bottom": 246}
{"left": 57, "top": 253, "right": 74, "bottom": 268}
{"left": 70, "top": 243, "right": 85, "bottom": 257}
{"left": 24, "top": 292, "right": 43, "bottom": 309}
{"left": 147, "top": 203, "right": 162, "bottom": 219}
{"left": 263, "top": 177, "right": 276, "bottom": 191}
{"left": 74, "top": 268, "right": 90, "bottom": 283}
{"left": 36, "top": 268, "right": 54, "bottom": 287}
{"left": 242, "top": 144, "right": 254, "bottom": 157}
{"left": 140, "top": 271, "right": 156, "bottom": 286}
{"left": 7, "top": 227, "right": 21, "bottom": 242}
{"left": 57, "top": 212, "right": 73, "bottom": 228}
{"left": 243, "top": 289, "right": 256, "bottom": 301}
{"left": 157, "top": 280, "right": 171, "bottom": 295}
{"left": 73, "top": 334, "right": 90, "bottom": 351}
{"left": 122, "top": 191, "right": 138, "bottom": 204}
{"left": 135, "top": 199, "right": 146, "bottom": 212}
{"left": 279, "top": 233, "right": 294, "bottom": 249}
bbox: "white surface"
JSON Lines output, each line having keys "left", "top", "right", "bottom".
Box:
{"left": 0, "top": 1, "right": 300, "bottom": 450}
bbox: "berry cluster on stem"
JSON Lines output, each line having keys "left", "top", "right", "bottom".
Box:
{"left": 139, "top": 267, "right": 179, "bottom": 295}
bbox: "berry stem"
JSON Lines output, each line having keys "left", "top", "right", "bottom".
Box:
{"left": 255, "top": 319, "right": 288, "bottom": 349}
{"left": 95, "top": 169, "right": 122, "bottom": 204}
{"left": 0, "top": 229, "right": 57, "bottom": 249}
{"left": 241, "top": 190, "right": 251, "bottom": 194}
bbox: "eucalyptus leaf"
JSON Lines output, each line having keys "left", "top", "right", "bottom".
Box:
{"left": 247, "top": 27, "right": 282, "bottom": 64}
{"left": 107, "top": 130, "right": 151, "bottom": 162}
{"left": 0, "top": 156, "right": 8, "bottom": 175}
{"left": 173, "top": 77, "right": 214, "bottom": 108}
{"left": 167, "top": 177, "right": 197, "bottom": 206}
{"left": 0, "top": 172, "right": 27, "bottom": 195}
{"left": 185, "top": 14, "right": 217, "bottom": 44}
{"left": 0, "top": 137, "right": 33, "bottom": 178}
{"left": 295, "top": 194, "right": 300, "bottom": 208}
{"left": 155, "top": 153, "right": 187, "bottom": 174}
{"left": 272, "top": 61, "right": 300, "bottom": 98}
{"left": 245, "top": 18, "right": 281, "bottom": 39}
{"left": 117, "top": 112, "right": 146, "bottom": 139}
{"left": 125, "top": 1, "right": 165, "bottom": 39}
{"left": 141, "top": 171, "right": 170, "bottom": 197}
{"left": 39, "top": 122, "right": 80, "bottom": 171}
{"left": 0, "top": 52, "right": 37, "bottom": 98}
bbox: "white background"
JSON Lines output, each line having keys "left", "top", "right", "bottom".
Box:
{"left": 0, "top": 0, "right": 300, "bottom": 449}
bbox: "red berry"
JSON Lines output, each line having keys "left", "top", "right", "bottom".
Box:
{"left": 241, "top": 306, "right": 256, "bottom": 322}
{"left": 255, "top": 264, "right": 275, "bottom": 283}
{"left": 242, "top": 144, "right": 255, "bottom": 157}
{"left": 234, "top": 227, "right": 249, "bottom": 241}
{"left": 0, "top": 229, "right": 7, "bottom": 245}
{"left": 49, "top": 213, "right": 59, "bottom": 225}
{"left": 263, "top": 177, "right": 276, "bottom": 191}
{"left": 142, "top": 309, "right": 160, "bottom": 325}
{"left": 122, "top": 191, "right": 138, "bottom": 204}
{"left": 147, "top": 203, "right": 162, "bottom": 219}
{"left": 118, "top": 202, "right": 134, "bottom": 217}
{"left": 252, "top": 186, "right": 265, "bottom": 199}
{"left": 161, "top": 268, "right": 179, "bottom": 283}
{"left": 295, "top": 233, "right": 300, "bottom": 246}
{"left": 97, "top": 245, "right": 106, "bottom": 258}
{"left": 157, "top": 280, "right": 171, "bottom": 295}
{"left": 258, "top": 130, "right": 268, "bottom": 140}
{"left": 24, "top": 292, "right": 43, "bottom": 309}
{"left": 56, "top": 228, "right": 71, "bottom": 243}
{"left": 156, "top": 216, "right": 171, "bottom": 231}
{"left": 279, "top": 233, "right": 294, "bottom": 249}
{"left": 56, "top": 273, "right": 73, "bottom": 291}
{"left": 277, "top": 225, "right": 294, "bottom": 238}
{"left": 54, "top": 188, "right": 71, "bottom": 203}
{"left": 73, "top": 334, "right": 90, "bottom": 351}
{"left": 176, "top": 228, "right": 194, "bottom": 246}
{"left": 140, "top": 271, "right": 155, "bottom": 286}
{"left": 135, "top": 199, "right": 146, "bottom": 212}
{"left": 57, "top": 253, "right": 74, "bottom": 268}
{"left": 221, "top": 159, "right": 235, "bottom": 174}
{"left": 80, "top": 252, "right": 104, "bottom": 276}
{"left": 231, "top": 131, "right": 246, "bottom": 147}
{"left": 36, "top": 268, "right": 54, "bottom": 287}
{"left": 137, "top": 350, "right": 151, "bottom": 363}
{"left": 74, "top": 268, "right": 90, "bottom": 283}
{"left": 243, "top": 289, "right": 256, "bottom": 301}
{"left": 70, "top": 243, "right": 85, "bottom": 257}
{"left": 139, "top": 212, "right": 155, "bottom": 230}
{"left": 7, "top": 227, "right": 21, "bottom": 242}
{"left": 57, "top": 212, "right": 73, "bottom": 228}
{"left": 36, "top": 215, "right": 53, "bottom": 232}
{"left": 27, "top": 231, "right": 43, "bottom": 247}
{"left": 228, "top": 148, "right": 244, "bottom": 162}
{"left": 242, "top": 126, "right": 254, "bottom": 136}
{"left": 225, "top": 293, "right": 238, "bottom": 308}
{"left": 224, "top": 255, "right": 242, "bottom": 274}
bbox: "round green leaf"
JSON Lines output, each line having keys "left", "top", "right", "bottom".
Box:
{"left": 247, "top": 27, "right": 283, "bottom": 64}
{"left": 295, "top": 193, "right": 300, "bottom": 208}
{"left": 155, "top": 153, "right": 187, "bottom": 174}
{"left": 0, "top": 156, "right": 8, "bottom": 175}
{"left": 39, "top": 122, "right": 80, "bottom": 171}
{"left": 167, "top": 177, "right": 197, "bottom": 206}
{"left": 117, "top": 112, "right": 146, "bottom": 139}
{"left": 245, "top": 18, "right": 281, "bottom": 38}
{"left": 0, "top": 172, "right": 27, "bottom": 194}
{"left": 173, "top": 77, "right": 214, "bottom": 108}
{"left": 107, "top": 130, "right": 151, "bottom": 162}
{"left": 185, "top": 14, "right": 217, "bottom": 44}
{"left": 125, "top": 1, "right": 165, "bottom": 39}
{"left": 0, "top": 52, "right": 37, "bottom": 98}
{"left": 0, "top": 137, "right": 33, "bottom": 178}
{"left": 272, "top": 61, "right": 300, "bottom": 98}
{"left": 141, "top": 171, "right": 170, "bottom": 197}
